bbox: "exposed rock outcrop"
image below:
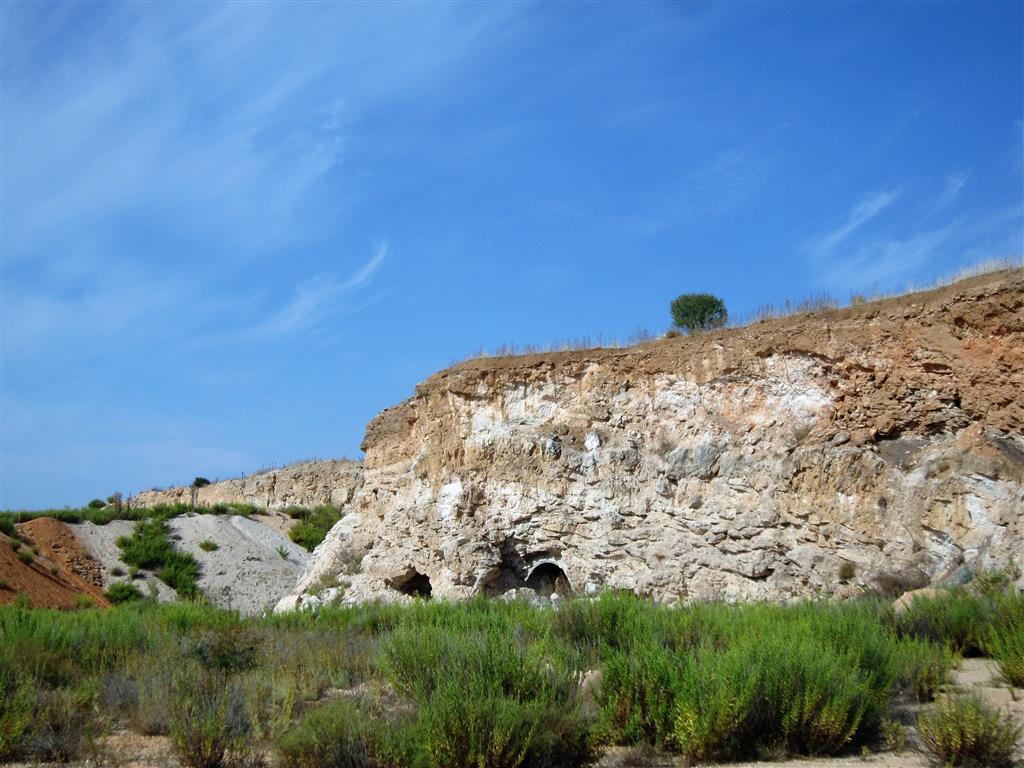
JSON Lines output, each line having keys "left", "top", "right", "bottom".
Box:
{"left": 132, "top": 459, "right": 362, "bottom": 511}
{"left": 281, "top": 269, "right": 1024, "bottom": 609}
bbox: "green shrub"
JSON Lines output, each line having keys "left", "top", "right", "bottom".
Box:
{"left": 189, "top": 625, "right": 261, "bottom": 673}
{"left": 116, "top": 519, "right": 176, "bottom": 570}
{"left": 22, "top": 685, "right": 98, "bottom": 762}
{"left": 597, "top": 642, "right": 680, "bottom": 746}
{"left": 170, "top": 668, "right": 250, "bottom": 768}
{"left": 0, "top": 672, "right": 33, "bottom": 759}
{"left": 892, "top": 638, "right": 954, "bottom": 701}
{"left": 117, "top": 518, "right": 201, "bottom": 598}
{"left": 276, "top": 699, "right": 377, "bottom": 768}
{"left": 381, "top": 624, "right": 595, "bottom": 768}
{"left": 669, "top": 293, "right": 727, "bottom": 333}
{"left": 199, "top": 540, "right": 219, "bottom": 552}
{"left": 971, "top": 564, "right": 1021, "bottom": 597}
{"left": 127, "top": 653, "right": 176, "bottom": 736}
{"left": 402, "top": 683, "right": 595, "bottom": 768}
{"left": 982, "top": 599, "right": 1024, "bottom": 687}
{"left": 918, "top": 694, "right": 1021, "bottom": 767}
{"left": 86, "top": 499, "right": 106, "bottom": 509}
{"left": 157, "top": 556, "right": 201, "bottom": 598}
{"left": 0, "top": 516, "right": 14, "bottom": 537}
{"left": 893, "top": 590, "right": 990, "bottom": 655}
{"left": 193, "top": 477, "right": 211, "bottom": 488}
{"left": 105, "top": 582, "right": 145, "bottom": 605}
{"left": 289, "top": 506, "right": 344, "bottom": 552}
{"left": 881, "top": 718, "right": 907, "bottom": 753}
{"left": 16, "top": 548, "right": 33, "bottom": 565}
{"left": 674, "top": 634, "right": 889, "bottom": 760}
{"left": 597, "top": 602, "right": 897, "bottom": 760}
{"left": 894, "top": 588, "right": 1024, "bottom": 665}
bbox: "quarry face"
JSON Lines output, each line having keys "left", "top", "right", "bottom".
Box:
{"left": 278, "top": 270, "right": 1024, "bottom": 609}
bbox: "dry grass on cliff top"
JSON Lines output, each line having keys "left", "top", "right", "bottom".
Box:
{"left": 457, "top": 257, "right": 1022, "bottom": 364}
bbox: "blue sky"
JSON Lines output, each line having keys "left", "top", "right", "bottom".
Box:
{"left": 2, "top": 1, "right": 1021, "bottom": 509}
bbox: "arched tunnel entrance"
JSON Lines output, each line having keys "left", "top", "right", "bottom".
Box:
{"left": 524, "top": 562, "right": 572, "bottom": 598}
{"left": 480, "top": 542, "right": 573, "bottom": 599}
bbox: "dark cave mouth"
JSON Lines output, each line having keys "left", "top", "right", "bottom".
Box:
{"left": 524, "top": 561, "right": 572, "bottom": 597}
{"left": 392, "top": 570, "right": 433, "bottom": 598}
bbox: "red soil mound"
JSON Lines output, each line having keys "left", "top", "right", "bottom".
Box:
{"left": 0, "top": 519, "right": 110, "bottom": 609}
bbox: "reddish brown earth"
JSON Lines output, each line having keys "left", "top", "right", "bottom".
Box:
{"left": 0, "top": 519, "right": 109, "bottom": 608}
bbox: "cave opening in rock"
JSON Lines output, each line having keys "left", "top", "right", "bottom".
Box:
{"left": 525, "top": 562, "right": 571, "bottom": 598}
{"left": 393, "top": 571, "right": 432, "bottom": 598}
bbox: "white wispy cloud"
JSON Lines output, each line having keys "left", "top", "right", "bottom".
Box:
{"left": 821, "top": 224, "right": 957, "bottom": 288}
{"left": 0, "top": 3, "right": 519, "bottom": 261}
{"left": 805, "top": 189, "right": 901, "bottom": 259}
{"left": 0, "top": 2, "right": 512, "bottom": 377}
{"left": 228, "top": 243, "right": 387, "bottom": 342}
{"left": 933, "top": 170, "right": 971, "bottom": 211}
{"left": 804, "top": 179, "right": 1021, "bottom": 292}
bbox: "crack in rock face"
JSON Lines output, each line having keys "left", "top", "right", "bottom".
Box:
{"left": 279, "top": 270, "right": 1024, "bottom": 609}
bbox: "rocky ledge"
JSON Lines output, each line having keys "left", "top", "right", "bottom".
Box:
{"left": 277, "top": 269, "right": 1024, "bottom": 608}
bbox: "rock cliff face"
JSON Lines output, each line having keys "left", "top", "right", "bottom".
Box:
{"left": 133, "top": 459, "right": 362, "bottom": 511}
{"left": 282, "top": 270, "right": 1024, "bottom": 609}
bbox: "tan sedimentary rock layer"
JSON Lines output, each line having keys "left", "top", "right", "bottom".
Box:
{"left": 131, "top": 459, "right": 363, "bottom": 511}
{"left": 283, "top": 269, "right": 1023, "bottom": 607}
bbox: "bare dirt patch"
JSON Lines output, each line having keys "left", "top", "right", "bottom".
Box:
{"left": 16, "top": 517, "right": 109, "bottom": 603}
{"left": 0, "top": 526, "right": 109, "bottom": 608}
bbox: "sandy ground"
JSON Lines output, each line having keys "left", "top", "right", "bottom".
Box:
{"left": 167, "top": 513, "right": 308, "bottom": 614}
{"left": 949, "top": 658, "right": 1024, "bottom": 726}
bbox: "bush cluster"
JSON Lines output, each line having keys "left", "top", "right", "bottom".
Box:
{"left": 0, "top": 590, "right": 1020, "bottom": 767}
{"left": 105, "top": 581, "right": 145, "bottom": 605}
{"left": 116, "top": 518, "right": 200, "bottom": 598}
{"left": 891, "top": 584, "right": 1024, "bottom": 673}
{"left": 288, "top": 506, "right": 345, "bottom": 552}
{"left": 919, "top": 694, "right": 1021, "bottom": 768}
{"left": 669, "top": 293, "right": 727, "bottom": 333}
{"left": 593, "top": 601, "right": 901, "bottom": 760}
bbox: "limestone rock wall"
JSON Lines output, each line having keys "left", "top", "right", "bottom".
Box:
{"left": 132, "top": 459, "right": 362, "bottom": 511}
{"left": 282, "top": 270, "right": 1024, "bottom": 608}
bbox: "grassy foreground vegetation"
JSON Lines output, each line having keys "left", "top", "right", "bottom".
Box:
{"left": 0, "top": 587, "right": 1020, "bottom": 767}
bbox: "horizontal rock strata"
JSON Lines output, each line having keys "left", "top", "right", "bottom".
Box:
{"left": 132, "top": 459, "right": 362, "bottom": 511}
